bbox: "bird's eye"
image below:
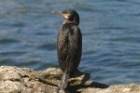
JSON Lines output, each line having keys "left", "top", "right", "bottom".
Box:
{"left": 63, "top": 11, "right": 68, "bottom": 14}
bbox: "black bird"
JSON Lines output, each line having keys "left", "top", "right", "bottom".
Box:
{"left": 53, "top": 9, "right": 82, "bottom": 90}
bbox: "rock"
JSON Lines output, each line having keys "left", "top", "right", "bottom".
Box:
{"left": 81, "top": 84, "right": 140, "bottom": 93}
{"left": 0, "top": 66, "right": 139, "bottom": 93}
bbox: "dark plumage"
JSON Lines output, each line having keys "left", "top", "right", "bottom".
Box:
{"left": 53, "top": 9, "right": 82, "bottom": 90}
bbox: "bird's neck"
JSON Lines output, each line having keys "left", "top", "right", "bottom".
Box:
{"left": 63, "top": 20, "right": 79, "bottom": 26}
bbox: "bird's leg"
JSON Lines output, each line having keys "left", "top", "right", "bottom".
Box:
{"left": 56, "top": 72, "right": 70, "bottom": 93}
{"left": 59, "top": 71, "right": 69, "bottom": 89}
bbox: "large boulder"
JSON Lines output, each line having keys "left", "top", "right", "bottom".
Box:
{"left": 0, "top": 66, "right": 139, "bottom": 93}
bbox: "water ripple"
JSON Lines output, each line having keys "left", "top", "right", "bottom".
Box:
{"left": 0, "top": 51, "right": 27, "bottom": 57}
{"left": 37, "top": 43, "right": 56, "bottom": 51}
{"left": 0, "top": 39, "right": 19, "bottom": 44}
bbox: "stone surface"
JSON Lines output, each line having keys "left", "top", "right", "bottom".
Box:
{"left": 0, "top": 66, "right": 139, "bottom": 93}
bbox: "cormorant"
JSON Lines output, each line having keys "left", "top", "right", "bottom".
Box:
{"left": 53, "top": 9, "right": 82, "bottom": 90}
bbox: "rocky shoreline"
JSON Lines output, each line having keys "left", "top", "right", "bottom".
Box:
{"left": 0, "top": 66, "right": 139, "bottom": 93}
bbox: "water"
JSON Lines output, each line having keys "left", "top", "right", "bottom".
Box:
{"left": 0, "top": 0, "right": 140, "bottom": 85}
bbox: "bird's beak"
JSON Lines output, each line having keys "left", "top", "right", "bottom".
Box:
{"left": 52, "top": 10, "right": 70, "bottom": 19}
{"left": 52, "top": 10, "right": 62, "bottom": 14}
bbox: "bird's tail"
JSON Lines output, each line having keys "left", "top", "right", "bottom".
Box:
{"left": 59, "top": 71, "right": 69, "bottom": 89}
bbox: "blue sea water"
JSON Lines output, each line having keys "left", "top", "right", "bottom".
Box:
{"left": 0, "top": 0, "right": 140, "bottom": 85}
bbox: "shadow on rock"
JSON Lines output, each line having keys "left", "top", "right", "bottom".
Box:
{"left": 67, "top": 81, "right": 109, "bottom": 93}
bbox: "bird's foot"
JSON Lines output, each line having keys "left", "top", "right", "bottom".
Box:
{"left": 69, "top": 69, "right": 90, "bottom": 86}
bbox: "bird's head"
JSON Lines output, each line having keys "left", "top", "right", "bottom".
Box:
{"left": 52, "top": 9, "right": 80, "bottom": 25}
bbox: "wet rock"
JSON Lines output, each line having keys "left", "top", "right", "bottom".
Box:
{"left": 0, "top": 66, "right": 139, "bottom": 93}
